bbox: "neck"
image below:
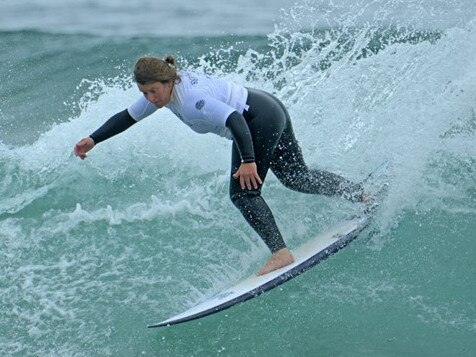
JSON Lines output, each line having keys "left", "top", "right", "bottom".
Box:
{"left": 169, "top": 81, "right": 175, "bottom": 102}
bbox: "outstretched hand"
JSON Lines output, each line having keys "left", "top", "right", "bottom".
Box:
{"left": 74, "top": 137, "right": 95, "bottom": 160}
{"left": 233, "top": 162, "right": 262, "bottom": 190}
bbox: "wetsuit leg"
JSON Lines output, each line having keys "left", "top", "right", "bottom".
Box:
{"left": 230, "top": 144, "right": 287, "bottom": 252}
{"left": 229, "top": 89, "right": 288, "bottom": 253}
{"left": 229, "top": 88, "right": 363, "bottom": 254}
{"left": 268, "top": 98, "right": 364, "bottom": 202}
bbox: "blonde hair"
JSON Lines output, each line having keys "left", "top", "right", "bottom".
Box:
{"left": 133, "top": 55, "right": 180, "bottom": 85}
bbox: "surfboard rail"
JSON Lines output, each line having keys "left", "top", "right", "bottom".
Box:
{"left": 148, "top": 214, "right": 372, "bottom": 328}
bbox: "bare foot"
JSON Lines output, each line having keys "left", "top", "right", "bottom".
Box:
{"left": 362, "top": 191, "right": 378, "bottom": 214}
{"left": 362, "top": 191, "right": 373, "bottom": 203}
{"left": 257, "top": 248, "right": 295, "bottom": 276}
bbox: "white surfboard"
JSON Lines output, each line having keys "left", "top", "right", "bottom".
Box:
{"left": 148, "top": 214, "right": 371, "bottom": 328}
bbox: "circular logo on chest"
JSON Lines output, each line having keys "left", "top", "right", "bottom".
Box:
{"left": 195, "top": 99, "right": 205, "bottom": 110}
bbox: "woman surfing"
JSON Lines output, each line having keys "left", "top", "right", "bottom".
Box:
{"left": 74, "top": 55, "right": 368, "bottom": 275}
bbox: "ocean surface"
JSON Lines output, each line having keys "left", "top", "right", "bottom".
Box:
{"left": 1, "top": 0, "right": 475, "bottom": 356}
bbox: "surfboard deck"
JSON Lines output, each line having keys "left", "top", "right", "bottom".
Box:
{"left": 148, "top": 213, "right": 372, "bottom": 328}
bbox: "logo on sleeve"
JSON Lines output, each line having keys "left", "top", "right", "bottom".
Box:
{"left": 195, "top": 99, "right": 205, "bottom": 110}
{"left": 184, "top": 72, "right": 199, "bottom": 85}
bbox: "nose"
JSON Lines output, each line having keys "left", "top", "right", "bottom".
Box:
{"left": 146, "top": 92, "right": 157, "bottom": 102}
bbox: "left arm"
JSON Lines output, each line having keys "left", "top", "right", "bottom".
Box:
{"left": 225, "top": 111, "right": 262, "bottom": 190}
{"left": 225, "top": 111, "right": 255, "bottom": 163}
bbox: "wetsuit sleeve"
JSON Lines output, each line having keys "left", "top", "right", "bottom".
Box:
{"left": 225, "top": 111, "right": 255, "bottom": 163}
{"left": 89, "top": 109, "right": 136, "bottom": 144}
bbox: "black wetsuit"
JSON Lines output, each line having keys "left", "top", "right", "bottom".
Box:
{"left": 228, "top": 88, "right": 363, "bottom": 252}
{"left": 89, "top": 83, "right": 363, "bottom": 254}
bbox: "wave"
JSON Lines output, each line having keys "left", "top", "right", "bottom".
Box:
{"left": 2, "top": 7, "right": 475, "bottom": 235}
{"left": 1, "top": 2, "right": 475, "bottom": 355}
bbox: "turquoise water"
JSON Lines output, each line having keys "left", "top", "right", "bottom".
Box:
{"left": 1, "top": 0, "right": 475, "bottom": 356}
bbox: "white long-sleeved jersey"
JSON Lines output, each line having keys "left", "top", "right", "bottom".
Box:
{"left": 127, "top": 71, "right": 249, "bottom": 139}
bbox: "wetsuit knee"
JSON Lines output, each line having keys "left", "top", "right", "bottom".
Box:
{"left": 229, "top": 192, "right": 287, "bottom": 253}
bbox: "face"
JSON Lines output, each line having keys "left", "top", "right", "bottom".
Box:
{"left": 138, "top": 81, "right": 173, "bottom": 108}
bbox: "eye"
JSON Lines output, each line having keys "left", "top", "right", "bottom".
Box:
{"left": 142, "top": 89, "right": 155, "bottom": 97}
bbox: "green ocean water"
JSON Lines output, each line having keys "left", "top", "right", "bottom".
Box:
{"left": 1, "top": 2, "right": 475, "bottom": 356}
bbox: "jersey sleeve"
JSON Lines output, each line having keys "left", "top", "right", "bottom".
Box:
{"left": 127, "top": 95, "right": 158, "bottom": 121}
{"left": 182, "top": 92, "right": 236, "bottom": 129}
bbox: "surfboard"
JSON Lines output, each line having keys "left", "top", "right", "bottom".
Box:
{"left": 149, "top": 162, "right": 388, "bottom": 328}
{"left": 148, "top": 213, "right": 373, "bottom": 328}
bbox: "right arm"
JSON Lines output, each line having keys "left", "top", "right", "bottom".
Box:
{"left": 74, "top": 96, "right": 158, "bottom": 160}
{"left": 74, "top": 109, "right": 136, "bottom": 160}
{"left": 89, "top": 109, "right": 137, "bottom": 145}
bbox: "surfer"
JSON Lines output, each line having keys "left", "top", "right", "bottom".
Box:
{"left": 74, "top": 55, "right": 368, "bottom": 275}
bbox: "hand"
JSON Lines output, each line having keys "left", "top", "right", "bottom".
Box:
{"left": 74, "top": 137, "right": 95, "bottom": 160}
{"left": 233, "top": 162, "right": 262, "bottom": 190}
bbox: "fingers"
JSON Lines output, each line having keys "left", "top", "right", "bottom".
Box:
{"left": 73, "top": 144, "right": 85, "bottom": 160}
{"left": 234, "top": 167, "right": 262, "bottom": 190}
{"left": 240, "top": 175, "right": 246, "bottom": 190}
{"left": 234, "top": 168, "right": 249, "bottom": 190}
{"left": 74, "top": 144, "right": 81, "bottom": 158}
{"left": 73, "top": 138, "right": 92, "bottom": 160}
{"left": 254, "top": 172, "right": 263, "bottom": 186}
{"left": 74, "top": 144, "right": 82, "bottom": 155}
{"left": 242, "top": 175, "right": 255, "bottom": 190}
{"left": 247, "top": 173, "right": 261, "bottom": 190}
